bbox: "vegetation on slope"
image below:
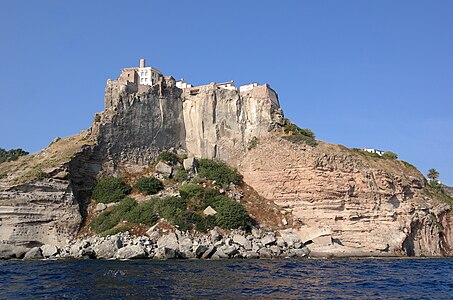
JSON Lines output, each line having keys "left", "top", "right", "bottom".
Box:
{"left": 91, "top": 177, "right": 132, "bottom": 203}
{"left": 0, "top": 134, "right": 94, "bottom": 184}
{"left": 89, "top": 158, "right": 252, "bottom": 236}
{"left": 0, "top": 148, "right": 29, "bottom": 163}
{"left": 197, "top": 159, "right": 241, "bottom": 186}
{"left": 281, "top": 118, "right": 317, "bottom": 146}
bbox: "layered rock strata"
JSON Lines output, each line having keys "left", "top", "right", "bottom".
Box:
{"left": 239, "top": 137, "right": 453, "bottom": 256}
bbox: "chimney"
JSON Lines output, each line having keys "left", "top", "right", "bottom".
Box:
{"left": 139, "top": 58, "right": 145, "bottom": 68}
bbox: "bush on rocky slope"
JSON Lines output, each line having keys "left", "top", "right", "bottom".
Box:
{"left": 134, "top": 177, "right": 164, "bottom": 195}
{"left": 91, "top": 177, "right": 132, "bottom": 203}
{"left": 281, "top": 118, "right": 317, "bottom": 146}
{"left": 197, "top": 159, "right": 241, "bottom": 186}
{"left": 90, "top": 198, "right": 158, "bottom": 235}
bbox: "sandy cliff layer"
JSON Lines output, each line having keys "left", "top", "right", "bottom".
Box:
{"left": 239, "top": 137, "right": 452, "bottom": 256}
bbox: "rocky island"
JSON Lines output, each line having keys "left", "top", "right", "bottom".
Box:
{"left": 0, "top": 58, "right": 452, "bottom": 260}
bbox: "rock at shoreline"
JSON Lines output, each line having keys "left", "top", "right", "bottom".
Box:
{"left": 116, "top": 245, "right": 146, "bottom": 259}
{"left": 24, "top": 247, "right": 43, "bottom": 260}
{"left": 40, "top": 244, "right": 58, "bottom": 258}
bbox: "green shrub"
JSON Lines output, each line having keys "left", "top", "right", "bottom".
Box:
{"left": 134, "top": 177, "right": 164, "bottom": 195}
{"left": 100, "top": 225, "right": 131, "bottom": 237}
{"left": 401, "top": 161, "right": 417, "bottom": 169}
{"left": 198, "top": 159, "right": 241, "bottom": 186}
{"left": 173, "top": 210, "right": 201, "bottom": 231}
{"left": 157, "top": 151, "right": 179, "bottom": 164}
{"left": 382, "top": 151, "right": 398, "bottom": 159}
{"left": 151, "top": 196, "right": 187, "bottom": 223}
{"left": 282, "top": 119, "right": 317, "bottom": 146}
{"left": 247, "top": 136, "right": 259, "bottom": 150}
{"left": 282, "top": 135, "right": 317, "bottom": 146}
{"left": 214, "top": 198, "right": 250, "bottom": 229}
{"left": 91, "top": 177, "right": 132, "bottom": 203}
{"left": 179, "top": 184, "right": 204, "bottom": 200}
{"left": 174, "top": 165, "right": 188, "bottom": 182}
{"left": 283, "top": 119, "right": 315, "bottom": 139}
{"left": 195, "top": 215, "right": 217, "bottom": 232}
{"left": 90, "top": 198, "right": 137, "bottom": 233}
{"left": 124, "top": 200, "right": 158, "bottom": 225}
{"left": 0, "top": 147, "right": 29, "bottom": 163}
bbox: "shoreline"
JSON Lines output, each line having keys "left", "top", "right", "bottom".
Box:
{"left": 3, "top": 227, "right": 452, "bottom": 260}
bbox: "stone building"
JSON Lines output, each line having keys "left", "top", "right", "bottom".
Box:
{"left": 118, "top": 58, "right": 162, "bottom": 87}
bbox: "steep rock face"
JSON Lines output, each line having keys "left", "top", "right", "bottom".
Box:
{"left": 0, "top": 135, "right": 99, "bottom": 257}
{"left": 94, "top": 76, "right": 186, "bottom": 167}
{"left": 182, "top": 83, "right": 282, "bottom": 162}
{"left": 0, "top": 179, "right": 81, "bottom": 250}
{"left": 239, "top": 137, "right": 453, "bottom": 256}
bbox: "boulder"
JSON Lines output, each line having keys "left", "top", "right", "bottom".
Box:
{"left": 290, "top": 247, "right": 310, "bottom": 258}
{"left": 251, "top": 227, "right": 261, "bottom": 238}
{"left": 178, "top": 237, "right": 193, "bottom": 252}
{"left": 183, "top": 157, "right": 198, "bottom": 172}
{"left": 233, "top": 235, "right": 252, "bottom": 250}
{"left": 24, "top": 247, "right": 43, "bottom": 260}
{"left": 211, "top": 248, "right": 228, "bottom": 259}
{"left": 116, "top": 245, "right": 146, "bottom": 259}
{"left": 94, "top": 203, "right": 107, "bottom": 213}
{"left": 40, "top": 244, "right": 58, "bottom": 258}
{"left": 270, "top": 245, "right": 281, "bottom": 256}
{"left": 93, "top": 239, "right": 122, "bottom": 259}
{"left": 156, "top": 162, "right": 172, "bottom": 177}
{"left": 245, "top": 251, "right": 260, "bottom": 259}
{"left": 222, "top": 245, "right": 239, "bottom": 257}
{"left": 261, "top": 234, "right": 276, "bottom": 246}
{"left": 0, "top": 244, "right": 28, "bottom": 259}
{"left": 195, "top": 245, "right": 208, "bottom": 258}
{"left": 157, "top": 233, "right": 179, "bottom": 251}
{"left": 154, "top": 247, "right": 177, "bottom": 259}
{"left": 201, "top": 246, "right": 216, "bottom": 259}
{"left": 259, "top": 248, "right": 273, "bottom": 259}
{"left": 210, "top": 227, "right": 222, "bottom": 242}
{"left": 279, "top": 230, "right": 301, "bottom": 248}
{"left": 203, "top": 206, "right": 217, "bottom": 216}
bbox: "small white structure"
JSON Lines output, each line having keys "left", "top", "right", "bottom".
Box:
{"left": 217, "top": 80, "right": 237, "bottom": 91}
{"left": 361, "top": 148, "right": 385, "bottom": 156}
{"left": 176, "top": 79, "right": 193, "bottom": 89}
{"left": 137, "top": 58, "right": 162, "bottom": 86}
{"left": 239, "top": 82, "right": 259, "bottom": 92}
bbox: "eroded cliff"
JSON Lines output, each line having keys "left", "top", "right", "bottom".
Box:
{"left": 239, "top": 137, "right": 453, "bottom": 256}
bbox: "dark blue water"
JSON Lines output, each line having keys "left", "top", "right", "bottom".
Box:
{"left": 0, "top": 258, "right": 452, "bottom": 299}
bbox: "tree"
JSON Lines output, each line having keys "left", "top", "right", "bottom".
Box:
{"left": 427, "top": 168, "right": 440, "bottom": 181}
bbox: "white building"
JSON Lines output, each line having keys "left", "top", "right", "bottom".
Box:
{"left": 137, "top": 58, "right": 162, "bottom": 86}
{"left": 216, "top": 80, "right": 237, "bottom": 91}
{"left": 361, "top": 148, "right": 385, "bottom": 156}
{"left": 239, "top": 82, "right": 259, "bottom": 92}
{"left": 176, "top": 79, "right": 193, "bottom": 89}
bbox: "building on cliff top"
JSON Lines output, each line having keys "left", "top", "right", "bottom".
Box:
{"left": 361, "top": 148, "right": 385, "bottom": 156}
{"left": 118, "top": 58, "right": 162, "bottom": 87}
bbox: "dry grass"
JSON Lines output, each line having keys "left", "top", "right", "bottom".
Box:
{"left": 0, "top": 134, "right": 94, "bottom": 185}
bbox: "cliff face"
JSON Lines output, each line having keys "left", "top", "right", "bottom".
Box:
{"left": 95, "top": 77, "right": 186, "bottom": 167}
{"left": 239, "top": 137, "right": 453, "bottom": 256}
{"left": 0, "top": 69, "right": 451, "bottom": 258}
{"left": 182, "top": 83, "right": 282, "bottom": 163}
{"left": 0, "top": 135, "right": 98, "bottom": 258}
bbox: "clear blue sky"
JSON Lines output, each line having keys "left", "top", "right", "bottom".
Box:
{"left": 1, "top": 1, "right": 452, "bottom": 185}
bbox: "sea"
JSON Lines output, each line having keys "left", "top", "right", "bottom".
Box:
{"left": 0, "top": 258, "right": 452, "bottom": 299}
